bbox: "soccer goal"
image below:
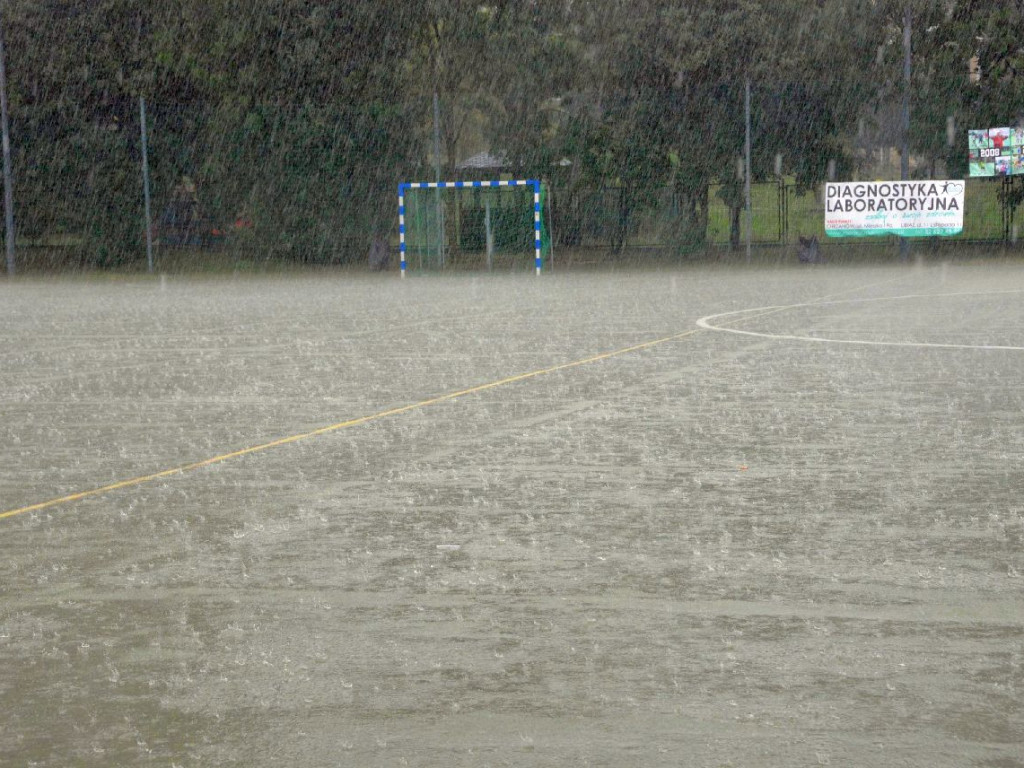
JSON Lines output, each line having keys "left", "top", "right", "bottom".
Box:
{"left": 398, "top": 179, "right": 543, "bottom": 276}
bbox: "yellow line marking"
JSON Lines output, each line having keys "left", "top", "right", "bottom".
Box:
{"left": 1, "top": 329, "right": 700, "bottom": 521}
{"left": 0, "top": 275, "right": 917, "bottom": 522}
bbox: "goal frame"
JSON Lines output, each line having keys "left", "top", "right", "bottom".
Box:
{"left": 398, "top": 179, "right": 542, "bottom": 277}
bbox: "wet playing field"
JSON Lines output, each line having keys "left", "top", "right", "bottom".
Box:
{"left": 2, "top": 263, "right": 1023, "bottom": 767}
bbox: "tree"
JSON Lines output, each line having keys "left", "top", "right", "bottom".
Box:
{"left": 494, "top": 0, "right": 886, "bottom": 253}
{"left": 4, "top": 0, "right": 160, "bottom": 265}
{"left": 6, "top": 0, "right": 1012, "bottom": 268}
{"left": 4, "top": 0, "right": 426, "bottom": 266}
{"left": 150, "top": 0, "right": 424, "bottom": 263}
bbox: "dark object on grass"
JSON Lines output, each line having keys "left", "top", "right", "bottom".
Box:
{"left": 368, "top": 237, "right": 390, "bottom": 271}
{"left": 797, "top": 235, "right": 823, "bottom": 263}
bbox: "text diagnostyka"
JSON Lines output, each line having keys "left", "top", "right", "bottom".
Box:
{"left": 824, "top": 181, "right": 964, "bottom": 238}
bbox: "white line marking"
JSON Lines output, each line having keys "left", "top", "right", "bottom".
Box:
{"left": 697, "top": 290, "right": 1024, "bottom": 352}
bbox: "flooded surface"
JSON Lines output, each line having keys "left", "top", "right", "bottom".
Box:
{"left": 2, "top": 264, "right": 1023, "bottom": 767}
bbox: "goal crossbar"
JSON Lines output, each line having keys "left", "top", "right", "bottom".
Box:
{"left": 398, "top": 179, "right": 542, "bottom": 276}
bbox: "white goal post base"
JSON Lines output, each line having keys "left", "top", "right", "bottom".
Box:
{"left": 398, "top": 179, "right": 542, "bottom": 276}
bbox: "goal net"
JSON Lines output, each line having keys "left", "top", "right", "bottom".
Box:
{"left": 398, "top": 180, "right": 543, "bottom": 275}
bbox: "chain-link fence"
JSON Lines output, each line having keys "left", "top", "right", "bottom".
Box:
{"left": 545, "top": 177, "right": 1023, "bottom": 257}
{"left": 5, "top": 92, "right": 1022, "bottom": 272}
{"left": 6, "top": 96, "right": 419, "bottom": 272}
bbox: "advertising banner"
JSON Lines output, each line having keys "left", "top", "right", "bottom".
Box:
{"left": 824, "top": 181, "right": 964, "bottom": 238}
{"left": 968, "top": 127, "right": 1024, "bottom": 177}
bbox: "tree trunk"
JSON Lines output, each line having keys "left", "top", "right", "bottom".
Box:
{"left": 611, "top": 186, "right": 629, "bottom": 254}
{"left": 676, "top": 182, "right": 709, "bottom": 253}
{"left": 729, "top": 204, "right": 741, "bottom": 251}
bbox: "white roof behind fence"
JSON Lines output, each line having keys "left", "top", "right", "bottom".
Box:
{"left": 456, "top": 151, "right": 507, "bottom": 170}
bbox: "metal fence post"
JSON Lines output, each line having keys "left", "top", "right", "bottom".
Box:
{"left": 140, "top": 97, "right": 154, "bottom": 273}
{"left": 0, "top": 11, "right": 15, "bottom": 276}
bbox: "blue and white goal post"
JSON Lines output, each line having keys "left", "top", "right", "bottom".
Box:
{"left": 397, "top": 179, "right": 544, "bottom": 276}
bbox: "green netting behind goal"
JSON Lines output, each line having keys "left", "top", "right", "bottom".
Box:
{"left": 398, "top": 180, "right": 545, "bottom": 274}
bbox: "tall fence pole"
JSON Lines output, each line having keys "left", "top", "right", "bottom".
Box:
{"left": 744, "top": 76, "right": 752, "bottom": 263}
{"left": 139, "top": 97, "right": 154, "bottom": 273}
{"left": 545, "top": 182, "right": 555, "bottom": 271}
{"left": 1003, "top": 177, "right": 1013, "bottom": 245}
{"left": 432, "top": 90, "right": 444, "bottom": 269}
{"left": 899, "top": 5, "right": 911, "bottom": 261}
{"left": 484, "top": 197, "right": 493, "bottom": 270}
{"left": 0, "top": 10, "right": 15, "bottom": 277}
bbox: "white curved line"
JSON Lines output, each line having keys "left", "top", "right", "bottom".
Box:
{"left": 696, "top": 290, "right": 1024, "bottom": 352}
